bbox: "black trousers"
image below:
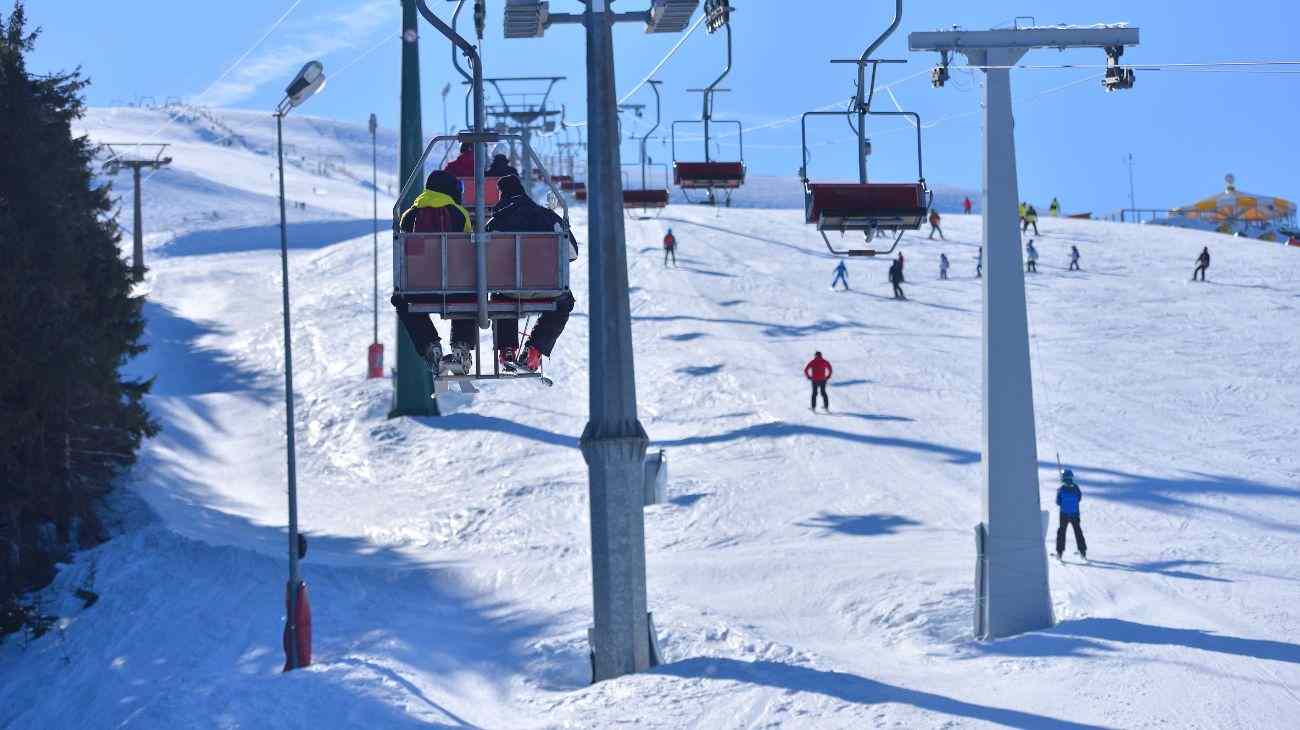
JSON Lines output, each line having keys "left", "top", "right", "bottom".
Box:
{"left": 1069, "top": 260, "right": 1080, "bottom": 271}
{"left": 396, "top": 309, "right": 478, "bottom": 354}
{"left": 664, "top": 247, "right": 676, "bottom": 266}
{"left": 1194, "top": 264, "right": 1208, "bottom": 281}
{"left": 810, "top": 380, "right": 829, "bottom": 409}
{"left": 1056, "top": 512, "right": 1087, "bottom": 555}
{"left": 1023, "top": 219, "right": 1039, "bottom": 235}
{"left": 493, "top": 290, "right": 576, "bottom": 356}
{"left": 1027, "top": 260, "right": 1037, "bottom": 272}
{"left": 891, "top": 282, "right": 905, "bottom": 299}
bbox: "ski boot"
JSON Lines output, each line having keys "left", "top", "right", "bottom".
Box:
{"left": 422, "top": 341, "right": 444, "bottom": 373}
{"left": 515, "top": 345, "right": 543, "bottom": 373}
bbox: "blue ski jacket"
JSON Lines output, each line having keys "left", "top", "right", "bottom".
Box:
{"left": 1056, "top": 483, "right": 1082, "bottom": 515}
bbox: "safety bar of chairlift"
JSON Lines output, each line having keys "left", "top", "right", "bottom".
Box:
{"left": 639, "top": 80, "right": 663, "bottom": 189}
{"left": 671, "top": 119, "right": 743, "bottom": 167}
{"left": 799, "top": 110, "right": 925, "bottom": 186}
{"left": 819, "top": 226, "right": 906, "bottom": 258}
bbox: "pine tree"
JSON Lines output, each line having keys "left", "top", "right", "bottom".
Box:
{"left": 0, "top": 1, "right": 157, "bottom": 619}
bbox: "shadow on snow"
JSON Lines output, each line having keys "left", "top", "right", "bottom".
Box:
{"left": 163, "top": 218, "right": 381, "bottom": 257}
{"left": 798, "top": 512, "right": 922, "bottom": 537}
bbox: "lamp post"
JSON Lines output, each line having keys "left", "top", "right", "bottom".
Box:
{"left": 368, "top": 113, "right": 384, "bottom": 378}
{"left": 274, "top": 59, "right": 326, "bottom": 672}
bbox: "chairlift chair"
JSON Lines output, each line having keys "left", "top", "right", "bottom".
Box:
{"left": 622, "top": 80, "right": 671, "bottom": 211}
{"left": 799, "top": 0, "right": 930, "bottom": 256}
{"left": 670, "top": 0, "right": 745, "bottom": 206}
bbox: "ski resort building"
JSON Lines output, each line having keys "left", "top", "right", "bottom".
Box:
{"left": 1164, "top": 173, "right": 1296, "bottom": 241}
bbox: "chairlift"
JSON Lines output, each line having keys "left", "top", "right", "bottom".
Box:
{"left": 670, "top": 0, "right": 744, "bottom": 206}
{"left": 799, "top": 0, "right": 930, "bottom": 257}
{"left": 622, "top": 80, "right": 670, "bottom": 211}
{"left": 398, "top": 0, "right": 578, "bottom": 389}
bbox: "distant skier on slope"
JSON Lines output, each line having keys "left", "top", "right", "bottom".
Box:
{"left": 975, "top": 246, "right": 983, "bottom": 278}
{"left": 939, "top": 253, "right": 950, "bottom": 280}
{"left": 1026, "top": 240, "right": 1039, "bottom": 273}
{"left": 928, "top": 209, "right": 945, "bottom": 240}
{"left": 1055, "top": 469, "right": 1087, "bottom": 561}
{"left": 1023, "top": 204, "right": 1040, "bottom": 235}
{"left": 804, "top": 351, "right": 833, "bottom": 412}
{"left": 963, "top": 196, "right": 973, "bottom": 215}
{"left": 443, "top": 141, "right": 476, "bottom": 178}
{"left": 1069, "top": 244, "right": 1081, "bottom": 271}
{"left": 1049, "top": 197, "right": 1061, "bottom": 217}
{"left": 1193, "top": 246, "right": 1211, "bottom": 281}
{"left": 831, "top": 260, "right": 849, "bottom": 291}
{"left": 663, "top": 228, "right": 677, "bottom": 267}
{"left": 889, "top": 255, "right": 906, "bottom": 300}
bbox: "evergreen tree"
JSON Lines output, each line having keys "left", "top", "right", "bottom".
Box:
{"left": 0, "top": 1, "right": 157, "bottom": 619}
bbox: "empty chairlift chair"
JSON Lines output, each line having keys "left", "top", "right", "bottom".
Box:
{"left": 671, "top": 0, "right": 745, "bottom": 206}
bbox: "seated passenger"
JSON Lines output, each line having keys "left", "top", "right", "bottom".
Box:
{"left": 392, "top": 170, "right": 479, "bottom": 375}
{"left": 486, "top": 174, "right": 579, "bottom": 373}
{"left": 443, "top": 141, "right": 476, "bottom": 178}
{"left": 485, "top": 153, "right": 517, "bottom": 178}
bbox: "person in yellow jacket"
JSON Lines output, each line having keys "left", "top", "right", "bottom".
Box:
{"left": 1049, "top": 197, "right": 1061, "bottom": 217}
{"left": 392, "top": 170, "right": 477, "bottom": 374}
{"left": 1018, "top": 201, "right": 1027, "bottom": 225}
{"left": 1022, "top": 204, "right": 1040, "bottom": 235}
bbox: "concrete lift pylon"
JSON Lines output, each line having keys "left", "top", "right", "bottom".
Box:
{"left": 909, "top": 22, "right": 1139, "bottom": 639}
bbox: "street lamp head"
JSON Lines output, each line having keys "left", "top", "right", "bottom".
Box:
{"left": 280, "top": 61, "right": 326, "bottom": 113}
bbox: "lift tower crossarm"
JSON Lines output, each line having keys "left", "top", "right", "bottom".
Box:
{"left": 909, "top": 26, "right": 1139, "bottom": 55}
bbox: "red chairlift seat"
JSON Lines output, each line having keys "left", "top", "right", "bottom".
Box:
{"left": 805, "top": 182, "right": 928, "bottom": 231}
{"left": 674, "top": 161, "right": 745, "bottom": 189}
{"left": 573, "top": 182, "right": 588, "bottom": 201}
{"left": 459, "top": 176, "right": 501, "bottom": 208}
{"left": 394, "top": 232, "right": 571, "bottom": 317}
{"left": 622, "top": 188, "right": 670, "bottom": 209}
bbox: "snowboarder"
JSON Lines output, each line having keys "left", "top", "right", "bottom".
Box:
{"left": 963, "top": 196, "right": 973, "bottom": 215}
{"left": 928, "top": 209, "right": 944, "bottom": 240}
{"left": 831, "top": 260, "right": 849, "bottom": 291}
{"left": 804, "top": 351, "right": 833, "bottom": 412}
{"left": 975, "top": 246, "right": 983, "bottom": 278}
{"left": 1055, "top": 469, "right": 1087, "bottom": 560}
{"left": 485, "top": 174, "right": 579, "bottom": 373}
{"left": 1193, "top": 246, "right": 1211, "bottom": 281}
{"left": 443, "top": 141, "right": 477, "bottom": 178}
{"left": 1025, "top": 240, "right": 1039, "bottom": 273}
{"left": 1049, "top": 197, "right": 1061, "bottom": 217}
{"left": 663, "top": 228, "right": 677, "bottom": 267}
{"left": 888, "top": 254, "right": 906, "bottom": 300}
{"left": 1069, "top": 244, "right": 1081, "bottom": 271}
{"left": 939, "top": 253, "right": 950, "bottom": 280}
{"left": 1022, "top": 204, "right": 1040, "bottom": 235}
{"left": 393, "top": 170, "right": 478, "bottom": 374}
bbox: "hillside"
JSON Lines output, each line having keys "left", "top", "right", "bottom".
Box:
{"left": 2, "top": 107, "right": 1298, "bottom": 729}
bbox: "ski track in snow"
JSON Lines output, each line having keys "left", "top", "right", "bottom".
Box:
{"left": 2, "top": 107, "right": 1299, "bottom": 729}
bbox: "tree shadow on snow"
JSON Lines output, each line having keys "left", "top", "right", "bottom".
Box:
{"left": 655, "top": 658, "right": 1106, "bottom": 729}
{"left": 798, "top": 512, "right": 921, "bottom": 537}
{"left": 676, "top": 364, "right": 724, "bottom": 377}
{"left": 163, "top": 218, "right": 381, "bottom": 257}
{"left": 572, "top": 311, "right": 886, "bottom": 339}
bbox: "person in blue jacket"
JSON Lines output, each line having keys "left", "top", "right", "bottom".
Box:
{"left": 1055, "top": 469, "right": 1087, "bottom": 560}
{"left": 831, "top": 260, "right": 849, "bottom": 291}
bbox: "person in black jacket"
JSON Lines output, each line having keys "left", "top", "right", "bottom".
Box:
{"left": 1193, "top": 247, "right": 1211, "bottom": 281}
{"left": 888, "top": 254, "right": 906, "bottom": 300}
{"left": 485, "top": 153, "right": 517, "bottom": 179}
{"left": 486, "top": 175, "right": 578, "bottom": 372}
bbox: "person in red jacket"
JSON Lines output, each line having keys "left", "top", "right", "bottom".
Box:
{"left": 963, "top": 196, "right": 973, "bottom": 214}
{"left": 804, "top": 351, "right": 833, "bottom": 412}
{"left": 443, "top": 141, "right": 476, "bottom": 178}
{"left": 663, "top": 228, "right": 677, "bottom": 267}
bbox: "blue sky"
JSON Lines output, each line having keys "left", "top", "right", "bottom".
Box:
{"left": 26, "top": 0, "right": 1299, "bottom": 214}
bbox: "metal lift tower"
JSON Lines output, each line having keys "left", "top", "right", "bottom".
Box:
{"left": 481, "top": 76, "right": 565, "bottom": 185}
{"left": 909, "top": 22, "right": 1138, "bottom": 639}
{"left": 103, "top": 143, "right": 172, "bottom": 282}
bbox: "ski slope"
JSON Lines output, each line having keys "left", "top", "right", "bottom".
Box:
{"left": 3, "top": 107, "right": 1299, "bottom": 729}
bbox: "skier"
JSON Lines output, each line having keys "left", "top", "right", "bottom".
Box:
{"left": 1049, "top": 197, "right": 1061, "bottom": 217}
{"left": 392, "top": 170, "right": 478, "bottom": 374}
{"left": 963, "top": 196, "right": 973, "bottom": 215}
{"left": 1025, "top": 240, "right": 1039, "bottom": 273}
{"left": 443, "top": 141, "right": 476, "bottom": 178}
{"left": 975, "top": 246, "right": 983, "bottom": 278}
{"left": 485, "top": 174, "right": 579, "bottom": 373}
{"left": 888, "top": 254, "right": 906, "bottom": 300}
{"left": 1018, "top": 201, "right": 1027, "bottom": 226}
{"left": 1193, "top": 246, "right": 1211, "bottom": 281}
{"left": 928, "top": 209, "right": 944, "bottom": 240}
{"left": 939, "top": 252, "right": 950, "bottom": 280}
{"left": 1022, "top": 204, "right": 1040, "bottom": 235}
{"left": 663, "top": 228, "right": 677, "bottom": 267}
{"left": 804, "top": 351, "right": 833, "bottom": 412}
{"left": 1054, "top": 469, "right": 1087, "bottom": 561}
{"left": 485, "top": 153, "right": 517, "bottom": 178}
{"left": 1069, "top": 244, "right": 1081, "bottom": 271}
{"left": 831, "top": 260, "right": 849, "bottom": 291}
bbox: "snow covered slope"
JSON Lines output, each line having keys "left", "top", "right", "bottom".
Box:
{"left": 3, "top": 108, "right": 1299, "bottom": 729}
